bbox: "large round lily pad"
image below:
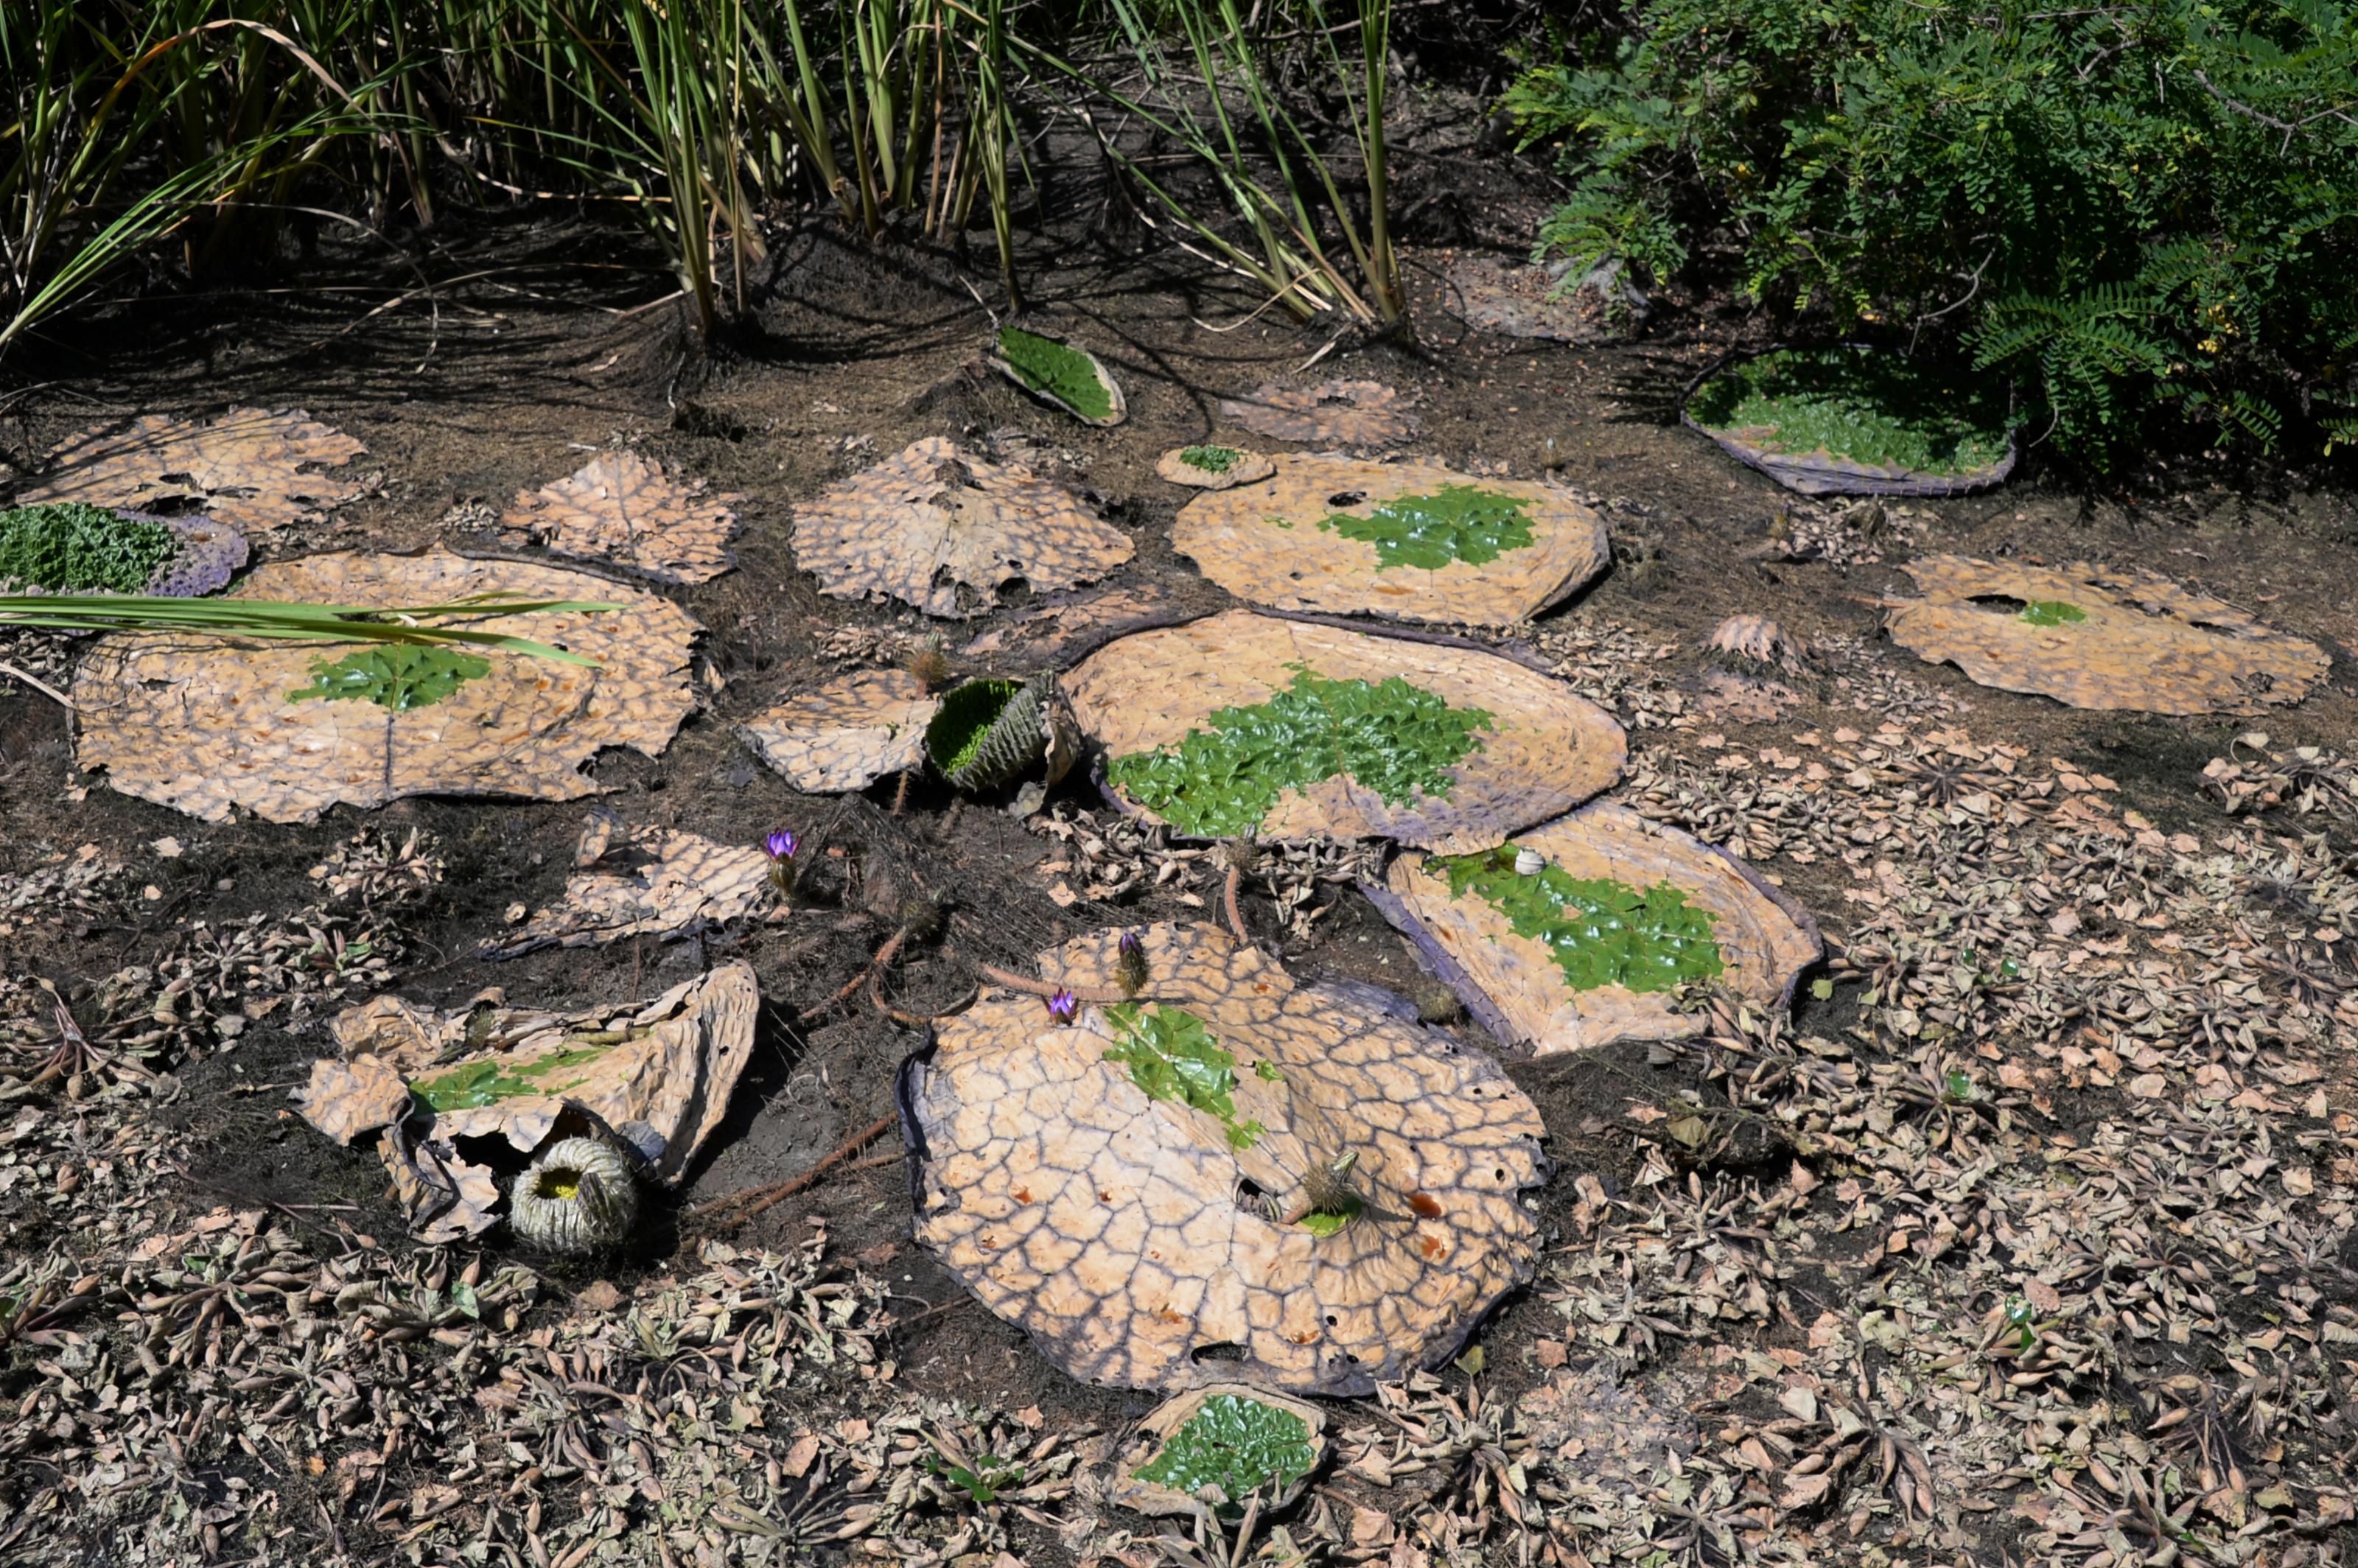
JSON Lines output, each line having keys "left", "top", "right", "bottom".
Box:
{"left": 69, "top": 547, "right": 699, "bottom": 823}
{"left": 1885, "top": 555, "right": 2330, "bottom": 715}
{"left": 793, "top": 436, "right": 1135, "bottom": 618}
{"left": 1172, "top": 455, "right": 1609, "bottom": 626}
{"left": 1064, "top": 610, "right": 1624, "bottom": 852}
{"left": 898, "top": 921, "right": 1548, "bottom": 1394}
{"left": 741, "top": 670, "right": 940, "bottom": 792}
{"left": 1371, "top": 803, "right": 1822, "bottom": 1057}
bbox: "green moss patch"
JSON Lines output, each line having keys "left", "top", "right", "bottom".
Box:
{"left": 1689, "top": 348, "right": 2011, "bottom": 475}
{"left": 997, "top": 328, "right": 1115, "bottom": 422}
{"left": 1101, "top": 1004, "right": 1264, "bottom": 1150}
{"left": 1436, "top": 847, "right": 1725, "bottom": 994}
{"left": 1105, "top": 662, "right": 1494, "bottom": 839}
{"left": 2018, "top": 600, "right": 2087, "bottom": 626}
{"left": 1181, "top": 444, "right": 1241, "bottom": 473}
{"left": 410, "top": 1044, "right": 609, "bottom": 1112}
{"left": 1134, "top": 1394, "right": 1317, "bottom": 1507}
{"left": 287, "top": 645, "right": 491, "bottom": 711}
{"left": 0, "top": 503, "right": 177, "bottom": 593}
{"left": 926, "top": 679, "right": 1022, "bottom": 777}
{"left": 1316, "top": 486, "right": 1536, "bottom": 570}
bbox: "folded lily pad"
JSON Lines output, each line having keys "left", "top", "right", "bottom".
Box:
{"left": 1370, "top": 802, "right": 1822, "bottom": 1055}
{"left": 1172, "top": 455, "right": 1609, "bottom": 626}
{"left": 69, "top": 548, "right": 699, "bottom": 824}
{"left": 1108, "top": 1385, "right": 1327, "bottom": 1522}
{"left": 1885, "top": 556, "right": 2330, "bottom": 715}
{"left": 925, "top": 676, "right": 1074, "bottom": 794}
{"left": 1684, "top": 348, "right": 2015, "bottom": 496}
{"left": 794, "top": 437, "right": 1135, "bottom": 618}
{"left": 898, "top": 921, "right": 1547, "bottom": 1393}
{"left": 1218, "top": 381, "right": 1420, "bottom": 449}
{"left": 1065, "top": 610, "right": 1625, "bottom": 852}
{"left": 741, "top": 670, "right": 940, "bottom": 792}
{"left": 992, "top": 327, "right": 1127, "bottom": 427}
{"left": 1446, "top": 253, "right": 1646, "bottom": 343}
{"left": 301, "top": 963, "right": 758, "bottom": 1239}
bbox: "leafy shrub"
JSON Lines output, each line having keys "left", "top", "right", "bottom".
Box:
{"left": 0, "top": 503, "right": 175, "bottom": 592}
{"left": 1504, "top": 0, "right": 2358, "bottom": 463}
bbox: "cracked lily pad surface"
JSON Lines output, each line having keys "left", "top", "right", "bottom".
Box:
{"left": 485, "top": 827, "right": 772, "bottom": 956}
{"left": 794, "top": 436, "right": 1135, "bottom": 618}
{"left": 1155, "top": 446, "right": 1276, "bottom": 491}
{"left": 1173, "top": 455, "right": 1609, "bottom": 626}
{"left": 69, "top": 548, "right": 698, "bottom": 824}
{"left": 1375, "top": 802, "right": 1822, "bottom": 1055}
{"left": 740, "top": 670, "right": 939, "bottom": 792}
{"left": 898, "top": 922, "right": 1547, "bottom": 1393}
{"left": 1066, "top": 610, "right": 1624, "bottom": 852}
{"left": 500, "top": 451, "right": 741, "bottom": 584}
{"left": 1885, "top": 555, "right": 2330, "bottom": 715}
{"left": 16, "top": 407, "right": 368, "bottom": 532}
{"left": 1217, "top": 381, "right": 1421, "bottom": 449}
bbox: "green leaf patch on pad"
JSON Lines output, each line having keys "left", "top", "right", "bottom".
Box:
{"left": 288, "top": 645, "right": 491, "bottom": 711}
{"left": 2018, "top": 600, "right": 2087, "bottom": 626}
{"left": 1101, "top": 1004, "right": 1265, "bottom": 1150}
{"left": 408, "top": 1044, "right": 609, "bottom": 1112}
{"left": 1315, "top": 486, "right": 1536, "bottom": 570}
{"left": 997, "top": 328, "right": 1115, "bottom": 422}
{"left": 1105, "top": 662, "right": 1493, "bottom": 839}
{"left": 1133, "top": 1394, "right": 1318, "bottom": 1507}
{"left": 1436, "top": 847, "right": 1725, "bottom": 994}
{"left": 1181, "top": 444, "right": 1241, "bottom": 473}
{"left": 1688, "top": 348, "right": 2011, "bottom": 475}
{"left": 0, "top": 503, "right": 177, "bottom": 594}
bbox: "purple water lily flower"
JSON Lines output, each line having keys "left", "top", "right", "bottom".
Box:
{"left": 765, "top": 828, "right": 799, "bottom": 861}
{"left": 1046, "top": 989, "right": 1079, "bottom": 1024}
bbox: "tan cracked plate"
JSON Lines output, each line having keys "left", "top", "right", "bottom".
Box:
{"left": 1065, "top": 610, "right": 1625, "bottom": 852}
{"left": 500, "top": 451, "right": 741, "bottom": 584}
{"left": 794, "top": 436, "right": 1134, "bottom": 618}
{"left": 1155, "top": 447, "right": 1276, "bottom": 491}
{"left": 1885, "top": 556, "right": 2330, "bottom": 715}
{"left": 741, "top": 670, "right": 940, "bottom": 792}
{"left": 69, "top": 548, "right": 698, "bottom": 824}
{"left": 486, "top": 827, "right": 772, "bottom": 956}
{"left": 18, "top": 407, "right": 368, "bottom": 533}
{"left": 303, "top": 964, "right": 758, "bottom": 1238}
{"left": 900, "top": 922, "right": 1547, "bottom": 1394}
{"left": 1374, "top": 803, "right": 1821, "bottom": 1056}
{"left": 1172, "top": 455, "right": 1609, "bottom": 626}
{"left": 1217, "top": 382, "right": 1420, "bottom": 448}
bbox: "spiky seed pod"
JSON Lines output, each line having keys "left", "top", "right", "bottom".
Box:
{"left": 905, "top": 637, "right": 953, "bottom": 692}
{"left": 508, "top": 1136, "right": 640, "bottom": 1256}
{"left": 1116, "top": 931, "right": 1150, "bottom": 997}
{"left": 1704, "top": 614, "right": 1806, "bottom": 676}
{"left": 1413, "top": 984, "right": 1464, "bottom": 1024}
{"left": 1217, "top": 837, "right": 1262, "bottom": 875}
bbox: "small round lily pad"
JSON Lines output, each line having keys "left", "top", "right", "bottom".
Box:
{"left": 1156, "top": 446, "right": 1276, "bottom": 491}
{"left": 1108, "top": 1385, "right": 1327, "bottom": 1522}
{"left": 1065, "top": 610, "right": 1624, "bottom": 852}
{"left": 1172, "top": 455, "right": 1609, "bottom": 626}
{"left": 898, "top": 921, "right": 1548, "bottom": 1393}
{"left": 1684, "top": 348, "right": 2015, "bottom": 496}
{"left": 1885, "top": 555, "right": 2331, "bottom": 715}
{"left": 1371, "top": 802, "right": 1822, "bottom": 1056}
{"left": 991, "top": 326, "right": 1127, "bottom": 427}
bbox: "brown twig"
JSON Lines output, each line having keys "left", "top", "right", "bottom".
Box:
{"left": 973, "top": 962, "right": 1126, "bottom": 1003}
{"left": 1222, "top": 862, "right": 1249, "bottom": 948}
{"left": 699, "top": 1113, "right": 898, "bottom": 1226}
{"left": 818, "top": 928, "right": 909, "bottom": 1012}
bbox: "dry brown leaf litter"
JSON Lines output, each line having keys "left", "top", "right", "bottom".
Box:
{"left": 500, "top": 450, "right": 743, "bottom": 584}
{"left": 795, "top": 437, "right": 1136, "bottom": 618}
{"left": 15, "top": 407, "right": 370, "bottom": 533}
{"left": 71, "top": 547, "right": 700, "bottom": 824}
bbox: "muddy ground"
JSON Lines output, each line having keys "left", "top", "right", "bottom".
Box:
{"left": 4, "top": 159, "right": 2358, "bottom": 1568}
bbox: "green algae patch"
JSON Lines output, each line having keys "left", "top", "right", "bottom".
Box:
{"left": 1687, "top": 348, "right": 2011, "bottom": 475}
{"left": 996, "top": 327, "right": 1118, "bottom": 423}
{"left": 288, "top": 645, "right": 491, "bottom": 711}
{"left": 2018, "top": 600, "right": 2088, "bottom": 626}
{"left": 1133, "top": 1394, "right": 1318, "bottom": 1505}
{"left": 1316, "top": 486, "right": 1536, "bottom": 570}
{"left": 1102, "top": 1004, "right": 1264, "bottom": 1150}
{"left": 1182, "top": 444, "right": 1241, "bottom": 473}
{"left": 1105, "top": 662, "right": 1493, "bottom": 839}
{"left": 1437, "top": 847, "right": 1724, "bottom": 994}
{"left": 409, "top": 1043, "right": 610, "bottom": 1112}
{"left": 0, "top": 503, "right": 176, "bottom": 593}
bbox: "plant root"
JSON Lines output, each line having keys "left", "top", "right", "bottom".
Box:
{"left": 699, "top": 1112, "right": 898, "bottom": 1228}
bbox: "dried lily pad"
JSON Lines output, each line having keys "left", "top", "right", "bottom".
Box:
{"left": 302, "top": 963, "right": 759, "bottom": 1239}
{"left": 486, "top": 827, "right": 772, "bottom": 956}
{"left": 1446, "top": 253, "right": 1644, "bottom": 343}
{"left": 1217, "top": 382, "right": 1420, "bottom": 449}
{"left": 16, "top": 407, "right": 368, "bottom": 532}
{"left": 1108, "top": 1385, "right": 1327, "bottom": 1521}
{"left": 898, "top": 921, "right": 1547, "bottom": 1393}
{"left": 1173, "top": 455, "right": 1609, "bottom": 626}
{"left": 501, "top": 451, "right": 741, "bottom": 584}
{"left": 955, "top": 587, "right": 1186, "bottom": 665}
{"left": 992, "top": 327, "right": 1127, "bottom": 427}
{"left": 1886, "top": 556, "right": 2330, "bottom": 715}
{"left": 794, "top": 436, "right": 1135, "bottom": 618}
{"left": 69, "top": 548, "right": 698, "bottom": 823}
{"left": 1156, "top": 446, "right": 1275, "bottom": 491}
{"left": 1372, "top": 802, "right": 1822, "bottom": 1056}
{"left": 741, "top": 670, "right": 940, "bottom": 793}
{"left": 1066, "top": 610, "right": 1624, "bottom": 852}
